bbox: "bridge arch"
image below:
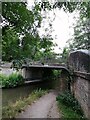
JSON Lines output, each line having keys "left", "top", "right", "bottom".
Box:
{"left": 21, "top": 65, "right": 70, "bottom": 80}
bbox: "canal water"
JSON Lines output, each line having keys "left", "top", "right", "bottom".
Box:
{"left": 2, "top": 80, "right": 55, "bottom": 107}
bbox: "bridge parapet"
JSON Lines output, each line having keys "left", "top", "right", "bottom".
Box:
{"left": 68, "top": 50, "right": 90, "bottom": 73}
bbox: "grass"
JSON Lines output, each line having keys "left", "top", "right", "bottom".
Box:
{"left": 57, "top": 102, "right": 86, "bottom": 119}
{"left": 2, "top": 88, "right": 48, "bottom": 119}
{"left": 56, "top": 91, "right": 86, "bottom": 120}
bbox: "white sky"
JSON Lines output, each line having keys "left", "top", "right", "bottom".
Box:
{"left": 51, "top": 8, "right": 78, "bottom": 53}
{"left": 27, "top": 0, "right": 79, "bottom": 53}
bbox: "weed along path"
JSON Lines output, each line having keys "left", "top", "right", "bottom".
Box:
{"left": 16, "top": 90, "right": 61, "bottom": 118}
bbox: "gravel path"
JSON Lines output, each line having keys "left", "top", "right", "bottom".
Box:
{"left": 16, "top": 91, "right": 61, "bottom": 118}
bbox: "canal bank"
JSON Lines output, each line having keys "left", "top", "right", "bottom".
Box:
{"left": 2, "top": 80, "right": 55, "bottom": 107}
{"left": 2, "top": 88, "right": 48, "bottom": 118}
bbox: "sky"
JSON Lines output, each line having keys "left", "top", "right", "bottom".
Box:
{"left": 52, "top": 9, "right": 79, "bottom": 53}
{"left": 27, "top": 0, "right": 79, "bottom": 53}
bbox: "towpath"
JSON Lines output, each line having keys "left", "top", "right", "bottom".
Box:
{"left": 16, "top": 90, "right": 62, "bottom": 118}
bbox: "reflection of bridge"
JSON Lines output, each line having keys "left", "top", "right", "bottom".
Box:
{"left": 21, "top": 65, "right": 69, "bottom": 81}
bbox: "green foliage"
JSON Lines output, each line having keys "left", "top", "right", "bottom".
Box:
{"left": 32, "top": 88, "right": 48, "bottom": 98}
{"left": 2, "top": 2, "right": 42, "bottom": 34}
{"left": 0, "top": 73, "right": 24, "bottom": 88}
{"left": 0, "top": 74, "right": 8, "bottom": 88}
{"left": 11, "top": 59, "right": 23, "bottom": 70}
{"left": 40, "top": 2, "right": 90, "bottom": 51}
{"left": 53, "top": 70, "right": 59, "bottom": 77}
{"left": 2, "top": 27, "right": 20, "bottom": 61}
{"left": 3, "top": 1, "right": 89, "bottom": 63}
{"left": 67, "top": 2, "right": 90, "bottom": 50}
{"left": 60, "top": 47, "right": 69, "bottom": 63}
{"left": 53, "top": 70, "right": 61, "bottom": 78}
{"left": 56, "top": 91, "right": 84, "bottom": 116}
{"left": 2, "top": 2, "right": 55, "bottom": 62}
{"left": 9, "top": 73, "right": 24, "bottom": 87}
{"left": 57, "top": 102, "right": 86, "bottom": 119}
{"left": 2, "top": 2, "right": 42, "bottom": 61}
{"left": 68, "top": 18, "right": 90, "bottom": 50}
{"left": 40, "top": 1, "right": 78, "bottom": 12}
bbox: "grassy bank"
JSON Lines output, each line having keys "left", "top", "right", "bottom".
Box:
{"left": 2, "top": 89, "right": 48, "bottom": 118}
{"left": 56, "top": 91, "right": 86, "bottom": 119}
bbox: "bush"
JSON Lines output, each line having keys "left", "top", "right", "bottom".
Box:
{"left": 33, "top": 88, "right": 48, "bottom": 97}
{"left": 0, "top": 72, "right": 24, "bottom": 88}
{"left": 0, "top": 74, "right": 9, "bottom": 88}
{"left": 56, "top": 91, "right": 84, "bottom": 115}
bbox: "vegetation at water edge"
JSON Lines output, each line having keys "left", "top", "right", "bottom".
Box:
{"left": 0, "top": 72, "right": 24, "bottom": 88}
{"left": 2, "top": 88, "right": 48, "bottom": 119}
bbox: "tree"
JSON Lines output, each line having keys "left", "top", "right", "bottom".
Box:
{"left": 2, "top": 2, "right": 42, "bottom": 34}
{"left": 69, "top": 18, "right": 90, "bottom": 50}
{"left": 47, "top": 1, "right": 90, "bottom": 50}
{"left": 2, "top": 27, "right": 20, "bottom": 61}
{"left": 60, "top": 47, "right": 69, "bottom": 63}
{"left": 66, "top": 2, "right": 90, "bottom": 50}
{"left": 2, "top": 2, "right": 55, "bottom": 62}
{"left": 3, "top": 1, "right": 89, "bottom": 63}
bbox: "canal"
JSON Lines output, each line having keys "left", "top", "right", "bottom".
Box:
{"left": 2, "top": 80, "right": 55, "bottom": 107}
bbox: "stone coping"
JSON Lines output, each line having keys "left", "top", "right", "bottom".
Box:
{"left": 74, "top": 70, "right": 90, "bottom": 80}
